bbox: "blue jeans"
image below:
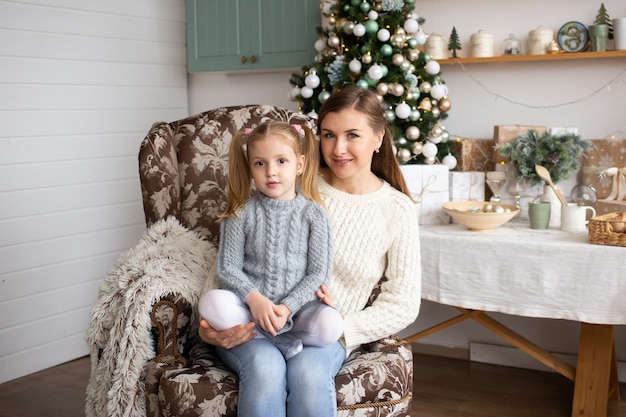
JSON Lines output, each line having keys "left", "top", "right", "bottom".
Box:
{"left": 217, "top": 338, "right": 346, "bottom": 417}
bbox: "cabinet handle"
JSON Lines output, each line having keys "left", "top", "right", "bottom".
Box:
{"left": 251, "top": 55, "right": 257, "bottom": 63}
{"left": 241, "top": 56, "right": 247, "bottom": 64}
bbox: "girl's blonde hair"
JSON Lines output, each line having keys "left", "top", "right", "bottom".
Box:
{"left": 220, "top": 120, "right": 321, "bottom": 220}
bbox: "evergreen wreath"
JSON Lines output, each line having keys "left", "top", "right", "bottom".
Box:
{"left": 499, "top": 129, "right": 591, "bottom": 186}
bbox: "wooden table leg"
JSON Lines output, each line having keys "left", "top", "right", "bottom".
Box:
{"left": 571, "top": 323, "right": 619, "bottom": 417}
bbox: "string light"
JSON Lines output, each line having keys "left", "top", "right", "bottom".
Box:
{"left": 453, "top": 64, "right": 626, "bottom": 110}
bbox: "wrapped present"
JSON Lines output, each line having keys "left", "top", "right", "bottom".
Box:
{"left": 449, "top": 172, "right": 486, "bottom": 202}
{"left": 595, "top": 200, "right": 626, "bottom": 216}
{"left": 452, "top": 138, "right": 495, "bottom": 172}
{"left": 493, "top": 125, "right": 547, "bottom": 164}
{"left": 582, "top": 138, "right": 626, "bottom": 200}
{"left": 400, "top": 164, "right": 450, "bottom": 225}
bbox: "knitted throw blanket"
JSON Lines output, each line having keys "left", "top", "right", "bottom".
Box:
{"left": 84, "top": 217, "right": 216, "bottom": 417}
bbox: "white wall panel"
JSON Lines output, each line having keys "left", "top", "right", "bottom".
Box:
{"left": 0, "top": 0, "right": 188, "bottom": 383}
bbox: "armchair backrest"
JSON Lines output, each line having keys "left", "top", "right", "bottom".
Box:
{"left": 138, "top": 105, "right": 315, "bottom": 247}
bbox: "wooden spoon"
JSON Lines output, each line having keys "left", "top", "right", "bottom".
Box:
{"left": 535, "top": 165, "right": 568, "bottom": 206}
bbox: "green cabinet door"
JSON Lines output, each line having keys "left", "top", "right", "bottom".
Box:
{"left": 187, "top": 0, "right": 320, "bottom": 72}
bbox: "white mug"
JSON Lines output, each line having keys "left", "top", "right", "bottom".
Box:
{"left": 560, "top": 203, "right": 596, "bottom": 232}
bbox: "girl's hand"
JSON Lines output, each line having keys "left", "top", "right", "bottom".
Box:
{"left": 316, "top": 284, "right": 335, "bottom": 308}
{"left": 246, "top": 291, "right": 281, "bottom": 336}
{"left": 198, "top": 319, "right": 256, "bottom": 349}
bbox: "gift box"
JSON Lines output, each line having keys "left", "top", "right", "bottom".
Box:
{"left": 449, "top": 172, "right": 486, "bottom": 202}
{"left": 400, "top": 164, "right": 450, "bottom": 225}
{"left": 581, "top": 138, "right": 626, "bottom": 200}
{"left": 452, "top": 138, "right": 495, "bottom": 172}
{"left": 493, "top": 125, "right": 547, "bottom": 165}
{"left": 594, "top": 200, "right": 626, "bottom": 216}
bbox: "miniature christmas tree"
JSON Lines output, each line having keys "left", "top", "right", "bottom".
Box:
{"left": 448, "top": 26, "right": 462, "bottom": 58}
{"left": 289, "top": 0, "right": 455, "bottom": 166}
{"left": 594, "top": 3, "right": 613, "bottom": 39}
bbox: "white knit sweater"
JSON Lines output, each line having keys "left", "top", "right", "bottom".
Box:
{"left": 318, "top": 177, "right": 422, "bottom": 354}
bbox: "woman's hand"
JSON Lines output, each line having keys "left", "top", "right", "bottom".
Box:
{"left": 316, "top": 284, "right": 336, "bottom": 308}
{"left": 198, "top": 319, "right": 256, "bottom": 349}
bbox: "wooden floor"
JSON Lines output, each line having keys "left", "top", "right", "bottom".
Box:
{"left": 1, "top": 353, "right": 625, "bottom": 417}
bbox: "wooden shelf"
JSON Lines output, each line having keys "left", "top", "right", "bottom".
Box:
{"left": 437, "top": 50, "right": 626, "bottom": 65}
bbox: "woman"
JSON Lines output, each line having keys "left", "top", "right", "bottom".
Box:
{"left": 198, "top": 87, "right": 421, "bottom": 417}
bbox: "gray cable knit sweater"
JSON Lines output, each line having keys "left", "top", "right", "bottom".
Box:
{"left": 216, "top": 192, "right": 333, "bottom": 316}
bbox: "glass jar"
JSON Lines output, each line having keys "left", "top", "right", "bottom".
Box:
{"left": 503, "top": 33, "right": 521, "bottom": 55}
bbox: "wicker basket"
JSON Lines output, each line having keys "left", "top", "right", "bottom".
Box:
{"left": 588, "top": 212, "right": 626, "bottom": 247}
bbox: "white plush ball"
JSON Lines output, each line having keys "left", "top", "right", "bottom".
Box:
{"left": 300, "top": 86, "right": 314, "bottom": 98}
{"left": 353, "top": 23, "right": 366, "bottom": 37}
{"left": 403, "top": 18, "right": 419, "bottom": 34}
{"left": 349, "top": 58, "right": 362, "bottom": 73}
{"left": 305, "top": 73, "right": 320, "bottom": 89}
{"left": 430, "top": 83, "right": 448, "bottom": 99}
{"left": 367, "top": 64, "right": 384, "bottom": 80}
{"left": 442, "top": 154, "right": 458, "bottom": 170}
{"left": 395, "top": 102, "right": 411, "bottom": 119}
{"left": 425, "top": 60, "right": 441, "bottom": 75}
{"left": 377, "top": 28, "right": 391, "bottom": 42}
{"left": 422, "top": 142, "right": 438, "bottom": 158}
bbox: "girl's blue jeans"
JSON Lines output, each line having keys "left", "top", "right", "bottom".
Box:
{"left": 217, "top": 338, "right": 346, "bottom": 417}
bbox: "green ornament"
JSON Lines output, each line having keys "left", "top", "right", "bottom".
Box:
{"left": 360, "top": 1, "right": 371, "bottom": 12}
{"left": 381, "top": 44, "right": 393, "bottom": 56}
{"left": 344, "top": 4, "right": 351, "bottom": 11}
{"left": 384, "top": 109, "right": 396, "bottom": 122}
{"left": 364, "top": 20, "right": 378, "bottom": 34}
{"left": 380, "top": 64, "right": 389, "bottom": 77}
{"left": 351, "top": 0, "right": 360, "bottom": 6}
{"left": 396, "top": 136, "right": 408, "bottom": 146}
{"left": 356, "top": 79, "right": 370, "bottom": 89}
{"left": 407, "top": 38, "right": 418, "bottom": 48}
{"left": 409, "top": 109, "right": 421, "bottom": 121}
{"left": 360, "top": 45, "right": 369, "bottom": 55}
{"left": 405, "top": 0, "right": 415, "bottom": 4}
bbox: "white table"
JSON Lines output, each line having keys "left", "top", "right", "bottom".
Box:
{"left": 407, "top": 220, "right": 625, "bottom": 417}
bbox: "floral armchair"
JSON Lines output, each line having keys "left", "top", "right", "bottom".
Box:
{"left": 133, "top": 105, "right": 413, "bottom": 416}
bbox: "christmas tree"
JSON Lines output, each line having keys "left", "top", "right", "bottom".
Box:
{"left": 289, "top": 0, "right": 455, "bottom": 167}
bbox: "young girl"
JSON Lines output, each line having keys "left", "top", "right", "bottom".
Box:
{"left": 198, "top": 121, "right": 343, "bottom": 360}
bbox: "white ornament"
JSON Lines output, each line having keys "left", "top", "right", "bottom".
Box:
{"left": 422, "top": 142, "right": 438, "bottom": 158}
{"left": 442, "top": 154, "right": 457, "bottom": 170}
{"left": 315, "top": 38, "right": 327, "bottom": 53}
{"left": 300, "top": 86, "right": 314, "bottom": 98}
{"left": 353, "top": 23, "right": 366, "bottom": 37}
{"left": 404, "top": 18, "right": 419, "bottom": 34}
{"left": 415, "top": 30, "right": 427, "bottom": 45}
{"left": 367, "top": 64, "right": 384, "bottom": 80}
{"left": 305, "top": 73, "right": 320, "bottom": 89}
{"left": 425, "top": 60, "right": 441, "bottom": 75}
{"left": 289, "top": 86, "right": 300, "bottom": 101}
{"left": 368, "top": 10, "right": 379, "bottom": 20}
{"left": 395, "top": 102, "right": 411, "bottom": 119}
{"left": 377, "top": 28, "right": 391, "bottom": 42}
{"left": 349, "top": 58, "right": 362, "bottom": 73}
{"left": 307, "top": 111, "right": 318, "bottom": 119}
{"left": 429, "top": 134, "right": 443, "bottom": 144}
{"left": 430, "top": 83, "right": 448, "bottom": 99}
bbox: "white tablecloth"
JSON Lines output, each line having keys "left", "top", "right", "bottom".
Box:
{"left": 420, "top": 220, "right": 626, "bottom": 325}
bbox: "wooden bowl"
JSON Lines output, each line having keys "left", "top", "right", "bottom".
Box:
{"left": 442, "top": 201, "right": 519, "bottom": 231}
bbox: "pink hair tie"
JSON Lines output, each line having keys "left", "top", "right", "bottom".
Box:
{"left": 292, "top": 124, "right": 304, "bottom": 137}
{"left": 243, "top": 128, "right": 253, "bottom": 135}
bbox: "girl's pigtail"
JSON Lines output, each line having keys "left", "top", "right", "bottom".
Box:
{"left": 219, "top": 130, "right": 252, "bottom": 221}
{"left": 298, "top": 125, "right": 323, "bottom": 206}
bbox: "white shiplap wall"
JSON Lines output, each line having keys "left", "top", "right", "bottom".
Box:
{"left": 0, "top": 0, "right": 189, "bottom": 383}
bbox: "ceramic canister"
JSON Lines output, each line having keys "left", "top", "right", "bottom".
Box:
{"left": 528, "top": 28, "right": 554, "bottom": 55}
{"left": 614, "top": 18, "right": 626, "bottom": 51}
{"left": 425, "top": 34, "right": 448, "bottom": 60}
{"left": 470, "top": 31, "right": 495, "bottom": 57}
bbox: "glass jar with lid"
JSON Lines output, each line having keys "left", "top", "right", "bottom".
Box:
{"left": 503, "top": 33, "right": 521, "bottom": 55}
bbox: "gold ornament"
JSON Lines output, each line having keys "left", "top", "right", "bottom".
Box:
{"left": 327, "top": 35, "right": 340, "bottom": 48}
{"left": 547, "top": 39, "right": 562, "bottom": 54}
{"left": 361, "top": 53, "right": 372, "bottom": 64}
{"left": 408, "top": 49, "right": 420, "bottom": 61}
{"left": 376, "top": 83, "right": 389, "bottom": 96}
{"left": 406, "top": 126, "right": 421, "bottom": 140}
{"left": 391, "top": 83, "right": 405, "bottom": 96}
{"left": 397, "top": 148, "right": 412, "bottom": 162}
{"left": 392, "top": 53, "right": 405, "bottom": 66}
{"left": 420, "top": 82, "right": 432, "bottom": 93}
{"left": 411, "top": 141, "right": 424, "bottom": 154}
{"left": 438, "top": 97, "right": 452, "bottom": 112}
{"left": 420, "top": 97, "right": 432, "bottom": 111}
